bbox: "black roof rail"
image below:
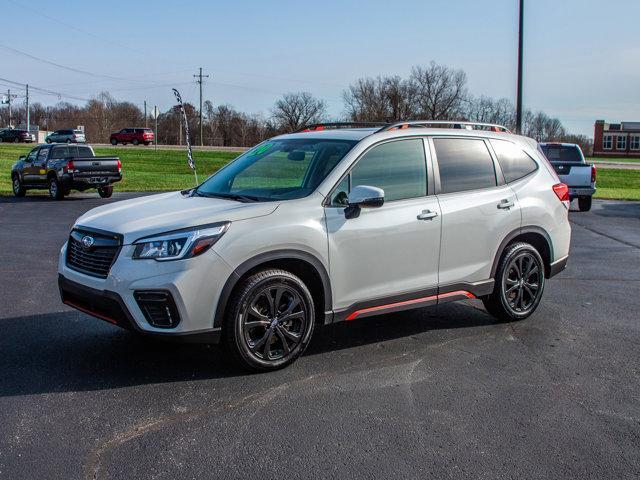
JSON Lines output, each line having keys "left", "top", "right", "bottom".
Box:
{"left": 294, "top": 122, "right": 390, "bottom": 133}
{"left": 376, "top": 120, "right": 511, "bottom": 133}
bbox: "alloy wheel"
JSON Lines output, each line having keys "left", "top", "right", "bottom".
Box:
{"left": 502, "top": 252, "right": 542, "bottom": 314}
{"left": 241, "top": 283, "right": 307, "bottom": 362}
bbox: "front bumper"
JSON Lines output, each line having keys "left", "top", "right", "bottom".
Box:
{"left": 58, "top": 240, "right": 234, "bottom": 341}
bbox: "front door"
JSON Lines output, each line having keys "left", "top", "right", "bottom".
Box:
{"left": 430, "top": 136, "right": 521, "bottom": 287}
{"left": 22, "top": 147, "right": 40, "bottom": 184}
{"left": 325, "top": 138, "right": 441, "bottom": 317}
{"left": 33, "top": 145, "right": 51, "bottom": 184}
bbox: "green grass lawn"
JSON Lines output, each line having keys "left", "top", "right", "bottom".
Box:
{"left": 0, "top": 144, "right": 239, "bottom": 194}
{"left": 588, "top": 156, "right": 640, "bottom": 164}
{"left": 2, "top": 144, "right": 640, "bottom": 201}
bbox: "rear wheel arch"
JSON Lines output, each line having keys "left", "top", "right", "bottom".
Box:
{"left": 214, "top": 250, "right": 332, "bottom": 329}
{"left": 491, "top": 227, "right": 553, "bottom": 280}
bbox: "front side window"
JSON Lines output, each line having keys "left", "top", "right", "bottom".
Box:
{"left": 491, "top": 140, "right": 538, "bottom": 183}
{"left": 603, "top": 135, "right": 613, "bottom": 150}
{"left": 616, "top": 135, "right": 627, "bottom": 150}
{"left": 37, "top": 147, "right": 50, "bottom": 161}
{"left": 433, "top": 138, "right": 497, "bottom": 194}
{"left": 26, "top": 148, "right": 38, "bottom": 162}
{"left": 196, "top": 138, "right": 356, "bottom": 201}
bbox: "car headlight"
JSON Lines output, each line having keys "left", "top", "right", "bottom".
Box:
{"left": 132, "top": 222, "right": 230, "bottom": 261}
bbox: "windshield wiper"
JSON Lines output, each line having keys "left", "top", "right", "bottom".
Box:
{"left": 193, "top": 191, "right": 262, "bottom": 202}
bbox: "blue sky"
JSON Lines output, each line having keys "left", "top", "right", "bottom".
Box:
{"left": 2, "top": 0, "right": 639, "bottom": 136}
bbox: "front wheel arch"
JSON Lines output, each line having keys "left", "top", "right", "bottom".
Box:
{"left": 215, "top": 250, "right": 332, "bottom": 330}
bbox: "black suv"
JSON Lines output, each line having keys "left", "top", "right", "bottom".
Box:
{"left": 0, "top": 129, "right": 34, "bottom": 143}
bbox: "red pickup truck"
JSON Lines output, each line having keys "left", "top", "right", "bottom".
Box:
{"left": 109, "top": 128, "right": 154, "bottom": 146}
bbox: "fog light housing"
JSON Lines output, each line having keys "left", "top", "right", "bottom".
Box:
{"left": 134, "top": 290, "right": 180, "bottom": 328}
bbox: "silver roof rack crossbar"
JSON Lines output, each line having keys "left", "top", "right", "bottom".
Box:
{"left": 294, "top": 122, "right": 390, "bottom": 133}
{"left": 376, "top": 120, "right": 511, "bottom": 133}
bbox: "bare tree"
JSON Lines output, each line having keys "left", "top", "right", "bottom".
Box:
{"left": 343, "top": 76, "right": 415, "bottom": 122}
{"left": 409, "top": 62, "right": 468, "bottom": 119}
{"left": 271, "top": 92, "right": 326, "bottom": 132}
{"left": 466, "top": 96, "right": 516, "bottom": 130}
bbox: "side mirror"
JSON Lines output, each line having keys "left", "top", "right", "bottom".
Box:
{"left": 344, "top": 185, "right": 384, "bottom": 219}
{"left": 19, "top": 155, "right": 26, "bottom": 162}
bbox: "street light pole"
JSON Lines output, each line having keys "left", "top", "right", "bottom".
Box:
{"left": 515, "top": 0, "right": 524, "bottom": 134}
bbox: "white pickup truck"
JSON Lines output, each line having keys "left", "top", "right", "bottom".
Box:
{"left": 540, "top": 142, "right": 596, "bottom": 211}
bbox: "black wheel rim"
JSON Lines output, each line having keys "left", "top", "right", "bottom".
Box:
{"left": 13, "top": 178, "right": 20, "bottom": 193}
{"left": 502, "top": 252, "right": 542, "bottom": 314}
{"left": 49, "top": 180, "right": 57, "bottom": 197}
{"left": 241, "top": 283, "right": 307, "bottom": 362}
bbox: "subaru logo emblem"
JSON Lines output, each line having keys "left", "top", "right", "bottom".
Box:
{"left": 81, "top": 235, "right": 94, "bottom": 249}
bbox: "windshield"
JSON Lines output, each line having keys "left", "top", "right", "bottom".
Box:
{"left": 540, "top": 145, "right": 584, "bottom": 163}
{"left": 195, "top": 138, "right": 357, "bottom": 201}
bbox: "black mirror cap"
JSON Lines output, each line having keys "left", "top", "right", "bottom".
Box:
{"left": 19, "top": 155, "right": 26, "bottom": 161}
{"left": 344, "top": 196, "right": 384, "bottom": 219}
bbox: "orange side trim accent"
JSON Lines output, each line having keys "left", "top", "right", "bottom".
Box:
{"left": 345, "top": 290, "right": 475, "bottom": 321}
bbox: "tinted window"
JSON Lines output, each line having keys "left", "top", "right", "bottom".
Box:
{"left": 50, "top": 146, "right": 69, "bottom": 159}
{"left": 26, "top": 148, "right": 38, "bottom": 162}
{"left": 540, "top": 144, "right": 583, "bottom": 163}
{"left": 37, "top": 147, "right": 50, "bottom": 161}
{"left": 350, "top": 139, "right": 427, "bottom": 202}
{"left": 433, "top": 138, "right": 497, "bottom": 194}
{"left": 77, "top": 146, "right": 93, "bottom": 157}
{"left": 491, "top": 140, "right": 538, "bottom": 183}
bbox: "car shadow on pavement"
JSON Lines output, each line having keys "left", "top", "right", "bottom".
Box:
{"left": 0, "top": 302, "right": 498, "bottom": 398}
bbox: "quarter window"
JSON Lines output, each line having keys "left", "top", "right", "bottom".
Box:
{"left": 603, "top": 135, "right": 613, "bottom": 150}
{"left": 490, "top": 140, "right": 538, "bottom": 183}
{"left": 616, "top": 135, "right": 627, "bottom": 150}
{"left": 349, "top": 139, "right": 427, "bottom": 202}
{"left": 433, "top": 138, "right": 497, "bottom": 194}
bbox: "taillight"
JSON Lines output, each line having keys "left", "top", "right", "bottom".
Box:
{"left": 117, "top": 159, "right": 122, "bottom": 173}
{"left": 553, "top": 182, "right": 570, "bottom": 204}
{"left": 64, "top": 160, "right": 74, "bottom": 173}
{"left": 591, "top": 165, "right": 597, "bottom": 183}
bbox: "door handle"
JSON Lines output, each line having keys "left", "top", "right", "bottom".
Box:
{"left": 417, "top": 210, "right": 438, "bottom": 220}
{"left": 497, "top": 199, "right": 515, "bottom": 210}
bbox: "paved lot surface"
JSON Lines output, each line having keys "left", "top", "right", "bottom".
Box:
{"left": 0, "top": 193, "right": 639, "bottom": 480}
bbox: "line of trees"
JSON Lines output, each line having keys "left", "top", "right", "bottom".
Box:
{"left": 0, "top": 61, "right": 591, "bottom": 153}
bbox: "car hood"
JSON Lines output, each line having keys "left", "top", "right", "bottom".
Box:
{"left": 74, "top": 191, "right": 279, "bottom": 244}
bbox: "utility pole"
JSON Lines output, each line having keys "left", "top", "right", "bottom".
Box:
{"left": 515, "top": 0, "right": 524, "bottom": 134}
{"left": 154, "top": 105, "right": 158, "bottom": 153}
{"left": 7, "top": 89, "right": 12, "bottom": 127}
{"left": 25, "top": 84, "right": 30, "bottom": 134}
{"left": 144, "top": 100, "right": 147, "bottom": 128}
{"left": 193, "top": 67, "right": 209, "bottom": 146}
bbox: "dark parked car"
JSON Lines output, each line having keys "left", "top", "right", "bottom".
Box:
{"left": 0, "top": 128, "right": 35, "bottom": 143}
{"left": 109, "top": 128, "right": 154, "bottom": 146}
{"left": 45, "top": 129, "right": 86, "bottom": 144}
{"left": 11, "top": 144, "right": 122, "bottom": 200}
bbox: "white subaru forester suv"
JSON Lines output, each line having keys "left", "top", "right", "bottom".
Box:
{"left": 58, "top": 121, "right": 571, "bottom": 371}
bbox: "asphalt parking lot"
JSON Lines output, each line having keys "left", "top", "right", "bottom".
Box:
{"left": 0, "top": 193, "right": 639, "bottom": 480}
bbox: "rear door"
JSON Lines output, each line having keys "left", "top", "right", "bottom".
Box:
{"left": 325, "top": 138, "right": 442, "bottom": 315}
{"left": 431, "top": 136, "right": 521, "bottom": 287}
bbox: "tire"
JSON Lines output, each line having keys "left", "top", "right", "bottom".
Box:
{"left": 144, "top": 142, "right": 150, "bottom": 146}
{"left": 482, "top": 242, "right": 545, "bottom": 322}
{"left": 578, "top": 196, "right": 592, "bottom": 212}
{"left": 12, "top": 175, "right": 26, "bottom": 197}
{"left": 66, "top": 139, "right": 72, "bottom": 144}
{"left": 13, "top": 137, "right": 19, "bottom": 143}
{"left": 110, "top": 138, "right": 117, "bottom": 145}
{"left": 222, "top": 269, "right": 316, "bottom": 371}
{"left": 132, "top": 139, "right": 139, "bottom": 145}
{"left": 0, "top": 137, "right": 4, "bottom": 143}
{"left": 48, "top": 177, "right": 65, "bottom": 200}
{"left": 98, "top": 186, "right": 113, "bottom": 198}
{"left": 46, "top": 138, "right": 52, "bottom": 144}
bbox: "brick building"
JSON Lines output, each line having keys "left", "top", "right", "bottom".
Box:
{"left": 593, "top": 120, "right": 640, "bottom": 158}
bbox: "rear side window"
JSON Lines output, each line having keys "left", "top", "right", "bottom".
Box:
{"left": 490, "top": 140, "right": 538, "bottom": 183}
{"left": 77, "top": 146, "right": 93, "bottom": 157}
{"left": 50, "top": 146, "right": 69, "bottom": 159}
{"left": 433, "top": 138, "right": 497, "bottom": 194}
{"left": 350, "top": 139, "right": 427, "bottom": 202}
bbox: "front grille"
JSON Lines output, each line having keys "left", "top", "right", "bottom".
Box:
{"left": 66, "top": 228, "right": 121, "bottom": 278}
{"left": 134, "top": 291, "right": 181, "bottom": 328}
